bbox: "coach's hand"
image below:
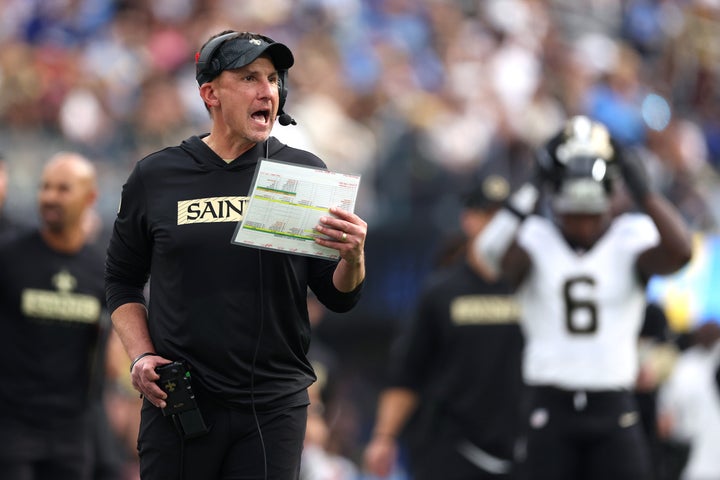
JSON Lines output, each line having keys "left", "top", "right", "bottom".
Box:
{"left": 130, "top": 353, "right": 172, "bottom": 408}
{"left": 314, "top": 207, "right": 367, "bottom": 261}
{"left": 314, "top": 207, "right": 367, "bottom": 291}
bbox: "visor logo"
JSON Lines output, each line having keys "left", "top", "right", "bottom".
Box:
{"left": 250, "top": 39, "right": 262, "bottom": 45}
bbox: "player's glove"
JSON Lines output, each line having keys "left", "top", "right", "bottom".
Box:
{"left": 614, "top": 141, "right": 652, "bottom": 206}
{"left": 535, "top": 135, "right": 564, "bottom": 190}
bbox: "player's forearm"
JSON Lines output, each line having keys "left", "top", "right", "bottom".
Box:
{"left": 643, "top": 194, "right": 692, "bottom": 271}
{"left": 616, "top": 142, "right": 691, "bottom": 265}
{"left": 474, "top": 182, "right": 537, "bottom": 278}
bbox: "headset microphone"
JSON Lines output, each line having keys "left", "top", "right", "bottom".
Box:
{"left": 278, "top": 113, "right": 297, "bottom": 126}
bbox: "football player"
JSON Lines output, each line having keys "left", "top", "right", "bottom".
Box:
{"left": 474, "top": 116, "right": 692, "bottom": 480}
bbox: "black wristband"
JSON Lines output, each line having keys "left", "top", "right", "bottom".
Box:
{"left": 130, "top": 352, "right": 158, "bottom": 373}
{"left": 504, "top": 203, "right": 527, "bottom": 220}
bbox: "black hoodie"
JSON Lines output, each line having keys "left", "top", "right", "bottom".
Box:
{"left": 105, "top": 135, "right": 362, "bottom": 410}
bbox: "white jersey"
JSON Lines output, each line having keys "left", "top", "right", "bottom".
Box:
{"left": 516, "top": 213, "right": 659, "bottom": 390}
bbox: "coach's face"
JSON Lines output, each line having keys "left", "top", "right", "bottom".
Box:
{"left": 202, "top": 56, "right": 280, "bottom": 150}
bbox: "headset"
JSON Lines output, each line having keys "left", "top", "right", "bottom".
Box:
{"left": 195, "top": 31, "right": 296, "bottom": 125}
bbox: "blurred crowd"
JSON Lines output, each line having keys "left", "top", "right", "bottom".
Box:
{"left": 1, "top": 0, "right": 720, "bottom": 230}
{"left": 2, "top": 0, "right": 720, "bottom": 478}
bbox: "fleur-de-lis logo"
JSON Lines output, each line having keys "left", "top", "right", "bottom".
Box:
{"left": 52, "top": 270, "right": 77, "bottom": 293}
{"left": 164, "top": 380, "right": 177, "bottom": 393}
{"left": 483, "top": 175, "right": 510, "bottom": 203}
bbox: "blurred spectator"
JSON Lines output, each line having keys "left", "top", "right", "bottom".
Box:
{"left": 0, "top": 1, "right": 717, "bottom": 232}
{"left": 584, "top": 41, "right": 648, "bottom": 146}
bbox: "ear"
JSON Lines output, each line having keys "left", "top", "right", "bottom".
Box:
{"left": 199, "top": 83, "right": 220, "bottom": 108}
{"left": 89, "top": 188, "right": 98, "bottom": 206}
{"left": 84, "top": 185, "right": 98, "bottom": 208}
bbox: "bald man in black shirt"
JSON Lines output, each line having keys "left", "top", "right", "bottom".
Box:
{"left": 0, "top": 152, "right": 107, "bottom": 480}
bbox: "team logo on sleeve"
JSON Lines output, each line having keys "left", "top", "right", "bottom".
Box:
{"left": 177, "top": 196, "right": 248, "bottom": 224}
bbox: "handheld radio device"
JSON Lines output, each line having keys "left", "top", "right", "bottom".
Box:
{"left": 156, "top": 360, "right": 209, "bottom": 439}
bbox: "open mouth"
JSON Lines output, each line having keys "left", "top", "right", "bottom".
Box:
{"left": 251, "top": 109, "right": 270, "bottom": 124}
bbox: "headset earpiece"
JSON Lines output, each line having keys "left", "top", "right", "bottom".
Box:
{"left": 278, "top": 70, "right": 288, "bottom": 114}
{"left": 277, "top": 70, "right": 295, "bottom": 125}
{"left": 195, "top": 32, "right": 240, "bottom": 85}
